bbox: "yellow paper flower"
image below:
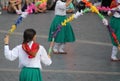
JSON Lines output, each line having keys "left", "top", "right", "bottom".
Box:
{"left": 10, "top": 25, "right": 16, "bottom": 33}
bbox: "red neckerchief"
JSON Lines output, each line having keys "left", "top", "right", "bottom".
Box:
{"left": 22, "top": 42, "right": 39, "bottom": 58}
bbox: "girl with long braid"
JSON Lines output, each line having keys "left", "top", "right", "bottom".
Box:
{"left": 4, "top": 28, "right": 52, "bottom": 81}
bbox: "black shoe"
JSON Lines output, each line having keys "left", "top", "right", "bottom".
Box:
{"left": 58, "top": 52, "right": 67, "bottom": 54}
{"left": 111, "top": 58, "right": 120, "bottom": 62}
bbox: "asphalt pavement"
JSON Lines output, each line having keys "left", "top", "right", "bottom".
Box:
{"left": 0, "top": 10, "right": 120, "bottom": 81}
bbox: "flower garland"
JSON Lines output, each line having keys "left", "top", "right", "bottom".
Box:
{"left": 82, "top": 0, "right": 120, "bottom": 47}
{"left": 8, "top": 0, "right": 48, "bottom": 35}
{"left": 8, "top": 3, "right": 38, "bottom": 35}
{"left": 48, "top": 8, "right": 91, "bottom": 56}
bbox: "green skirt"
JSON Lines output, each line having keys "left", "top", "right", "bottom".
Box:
{"left": 110, "top": 16, "right": 120, "bottom": 46}
{"left": 48, "top": 15, "right": 75, "bottom": 43}
{"left": 19, "top": 67, "right": 42, "bottom": 81}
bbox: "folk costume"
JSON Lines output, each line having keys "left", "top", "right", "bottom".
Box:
{"left": 4, "top": 41, "right": 52, "bottom": 81}
{"left": 48, "top": 0, "right": 75, "bottom": 54}
{"left": 109, "top": 0, "right": 120, "bottom": 61}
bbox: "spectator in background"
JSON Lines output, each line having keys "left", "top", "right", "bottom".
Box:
{"left": 7, "top": 0, "right": 22, "bottom": 14}
{"left": 34, "top": 0, "right": 47, "bottom": 13}
{"left": 0, "top": 1, "right": 2, "bottom": 14}
{"left": 22, "top": 0, "right": 34, "bottom": 12}
{"left": 1, "top": 0, "right": 9, "bottom": 10}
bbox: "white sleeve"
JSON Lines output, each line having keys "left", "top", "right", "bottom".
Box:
{"left": 57, "top": 1, "right": 66, "bottom": 10}
{"left": 40, "top": 46, "right": 52, "bottom": 66}
{"left": 4, "top": 45, "right": 19, "bottom": 61}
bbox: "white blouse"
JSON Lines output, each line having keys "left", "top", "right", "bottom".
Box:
{"left": 4, "top": 43, "right": 52, "bottom": 69}
{"left": 55, "top": 0, "right": 66, "bottom": 16}
{"left": 112, "top": 5, "right": 120, "bottom": 18}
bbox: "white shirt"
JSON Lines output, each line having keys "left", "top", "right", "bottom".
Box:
{"left": 55, "top": 0, "right": 66, "bottom": 16}
{"left": 112, "top": 5, "right": 120, "bottom": 18}
{"left": 4, "top": 42, "right": 52, "bottom": 69}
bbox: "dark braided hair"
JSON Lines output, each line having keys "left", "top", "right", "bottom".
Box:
{"left": 61, "top": 0, "right": 66, "bottom": 2}
{"left": 23, "top": 29, "right": 36, "bottom": 43}
{"left": 76, "top": 1, "right": 86, "bottom": 12}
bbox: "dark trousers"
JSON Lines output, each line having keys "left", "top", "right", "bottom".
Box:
{"left": 101, "top": 0, "right": 112, "bottom": 7}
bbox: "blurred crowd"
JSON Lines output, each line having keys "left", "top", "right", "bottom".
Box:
{"left": 0, "top": 0, "right": 48, "bottom": 14}
{"left": 0, "top": 0, "right": 114, "bottom": 15}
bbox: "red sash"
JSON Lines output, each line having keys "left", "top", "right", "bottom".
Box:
{"left": 22, "top": 42, "right": 39, "bottom": 58}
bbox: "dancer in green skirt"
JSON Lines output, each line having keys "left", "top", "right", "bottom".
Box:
{"left": 48, "top": 0, "right": 76, "bottom": 54}
{"left": 4, "top": 28, "right": 52, "bottom": 81}
{"left": 108, "top": 0, "right": 120, "bottom": 61}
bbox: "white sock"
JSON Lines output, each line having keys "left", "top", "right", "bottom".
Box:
{"left": 111, "top": 46, "right": 118, "bottom": 59}
{"left": 19, "top": 10, "right": 22, "bottom": 13}
{"left": 16, "top": 10, "right": 19, "bottom": 14}
{"left": 53, "top": 43, "right": 60, "bottom": 52}
{"left": 59, "top": 43, "right": 65, "bottom": 52}
{"left": 16, "top": 10, "right": 22, "bottom": 14}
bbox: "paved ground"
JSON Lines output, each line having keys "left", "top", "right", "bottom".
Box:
{"left": 0, "top": 9, "right": 120, "bottom": 81}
